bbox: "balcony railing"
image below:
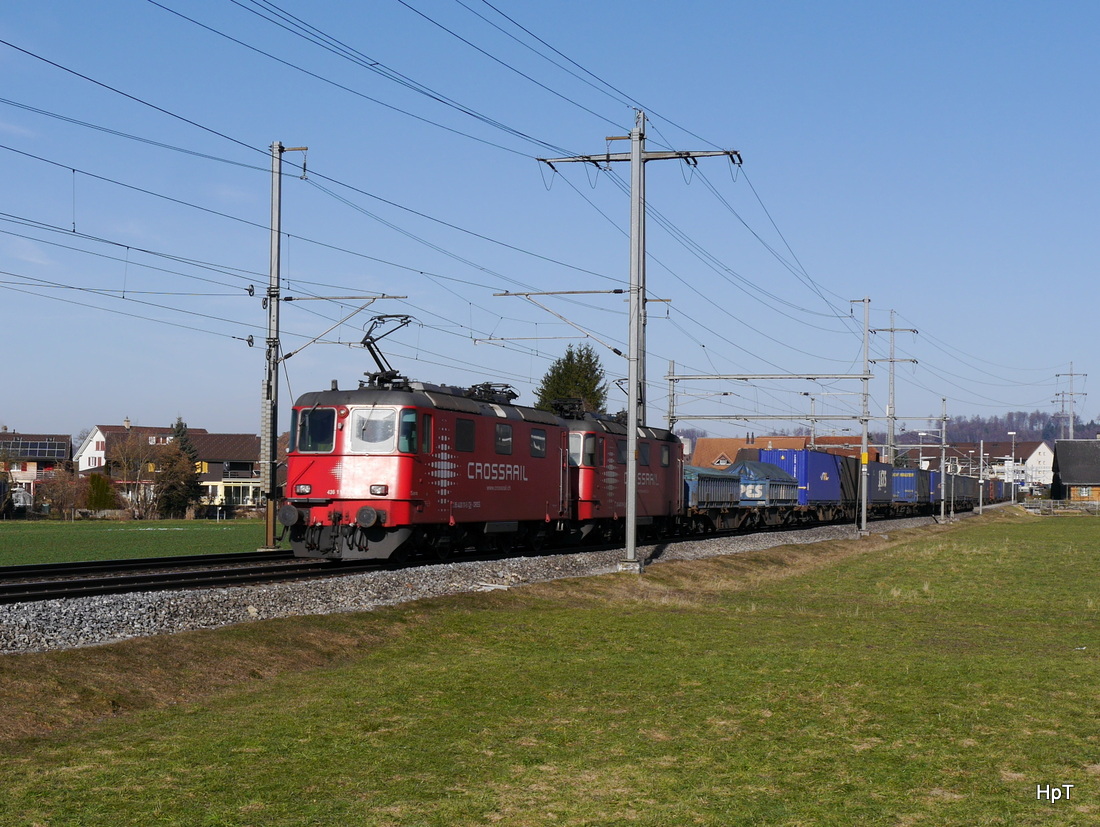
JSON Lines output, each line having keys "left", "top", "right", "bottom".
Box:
{"left": 225, "top": 468, "right": 260, "bottom": 479}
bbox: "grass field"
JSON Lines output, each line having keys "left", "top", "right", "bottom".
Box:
{"left": 0, "top": 519, "right": 266, "bottom": 566}
{"left": 1, "top": 509, "right": 1098, "bottom": 825}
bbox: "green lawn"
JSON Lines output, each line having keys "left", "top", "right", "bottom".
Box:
{"left": 1, "top": 509, "right": 1098, "bottom": 825}
{"left": 0, "top": 519, "right": 267, "bottom": 566}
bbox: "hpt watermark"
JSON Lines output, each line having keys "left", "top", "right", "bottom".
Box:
{"left": 1036, "top": 784, "right": 1074, "bottom": 802}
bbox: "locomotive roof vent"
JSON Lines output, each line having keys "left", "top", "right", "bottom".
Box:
{"left": 409, "top": 380, "right": 469, "bottom": 397}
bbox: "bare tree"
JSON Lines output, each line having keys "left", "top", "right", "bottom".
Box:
{"left": 107, "top": 430, "right": 165, "bottom": 519}
{"left": 36, "top": 466, "right": 89, "bottom": 520}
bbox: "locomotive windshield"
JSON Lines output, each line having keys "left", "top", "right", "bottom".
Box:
{"left": 568, "top": 433, "right": 600, "bottom": 467}
{"left": 292, "top": 407, "right": 336, "bottom": 453}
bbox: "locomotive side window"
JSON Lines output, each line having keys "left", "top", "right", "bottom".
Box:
{"left": 293, "top": 408, "right": 336, "bottom": 453}
{"left": 456, "top": 418, "right": 476, "bottom": 452}
{"left": 398, "top": 409, "right": 418, "bottom": 453}
{"left": 530, "top": 428, "right": 547, "bottom": 458}
{"left": 495, "top": 423, "right": 513, "bottom": 455}
{"left": 639, "top": 442, "right": 651, "bottom": 466}
{"left": 661, "top": 444, "right": 671, "bottom": 467}
{"left": 350, "top": 408, "right": 397, "bottom": 453}
{"left": 614, "top": 440, "right": 626, "bottom": 465}
{"left": 420, "top": 414, "right": 432, "bottom": 453}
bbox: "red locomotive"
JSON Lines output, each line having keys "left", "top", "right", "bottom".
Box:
{"left": 564, "top": 414, "right": 683, "bottom": 541}
{"left": 277, "top": 379, "right": 683, "bottom": 560}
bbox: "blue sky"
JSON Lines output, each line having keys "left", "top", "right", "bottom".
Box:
{"left": 2, "top": 0, "right": 1096, "bottom": 440}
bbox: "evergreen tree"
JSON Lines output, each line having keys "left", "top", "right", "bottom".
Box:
{"left": 170, "top": 416, "right": 199, "bottom": 463}
{"left": 535, "top": 343, "right": 610, "bottom": 413}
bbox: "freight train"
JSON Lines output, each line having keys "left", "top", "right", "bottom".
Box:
{"left": 277, "top": 378, "right": 1005, "bottom": 561}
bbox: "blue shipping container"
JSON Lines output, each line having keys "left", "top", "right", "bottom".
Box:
{"left": 757, "top": 449, "right": 859, "bottom": 507}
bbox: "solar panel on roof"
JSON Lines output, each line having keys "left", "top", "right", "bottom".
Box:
{"left": 0, "top": 439, "right": 68, "bottom": 459}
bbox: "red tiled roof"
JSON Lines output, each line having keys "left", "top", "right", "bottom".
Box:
{"left": 689, "top": 436, "right": 876, "bottom": 468}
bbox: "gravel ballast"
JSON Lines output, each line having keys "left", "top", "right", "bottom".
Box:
{"left": 0, "top": 518, "right": 939, "bottom": 654}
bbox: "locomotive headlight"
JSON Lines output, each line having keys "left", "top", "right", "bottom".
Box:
{"left": 294, "top": 484, "right": 312, "bottom": 495}
{"left": 370, "top": 484, "right": 389, "bottom": 496}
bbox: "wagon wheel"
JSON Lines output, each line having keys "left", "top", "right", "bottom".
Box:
{"left": 525, "top": 527, "right": 549, "bottom": 552}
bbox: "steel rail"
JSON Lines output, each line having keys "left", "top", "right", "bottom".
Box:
{"left": 0, "top": 556, "right": 376, "bottom": 605}
{"left": 0, "top": 550, "right": 295, "bottom": 579}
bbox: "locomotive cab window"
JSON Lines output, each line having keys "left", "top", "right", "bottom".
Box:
{"left": 530, "top": 428, "right": 547, "bottom": 458}
{"left": 456, "top": 418, "right": 476, "bottom": 452}
{"left": 350, "top": 408, "right": 397, "bottom": 454}
{"left": 292, "top": 407, "right": 336, "bottom": 454}
{"left": 495, "top": 423, "right": 513, "bottom": 455}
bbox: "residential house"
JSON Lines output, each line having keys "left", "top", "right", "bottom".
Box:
{"left": 190, "top": 433, "right": 261, "bottom": 508}
{"left": 0, "top": 429, "right": 72, "bottom": 498}
{"left": 74, "top": 419, "right": 208, "bottom": 474}
{"left": 1051, "top": 439, "right": 1100, "bottom": 502}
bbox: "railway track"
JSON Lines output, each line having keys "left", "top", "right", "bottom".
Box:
{"left": 0, "top": 550, "right": 378, "bottom": 605}
{"left": 0, "top": 511, "right": 957, "bottom": 606}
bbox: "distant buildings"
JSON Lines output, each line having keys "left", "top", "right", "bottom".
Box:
{"left": 1051, "top": 439, "right": 1100, "bottom": 502}
{"left": 4, "top": 420, "right": 263, "bottom": 514}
